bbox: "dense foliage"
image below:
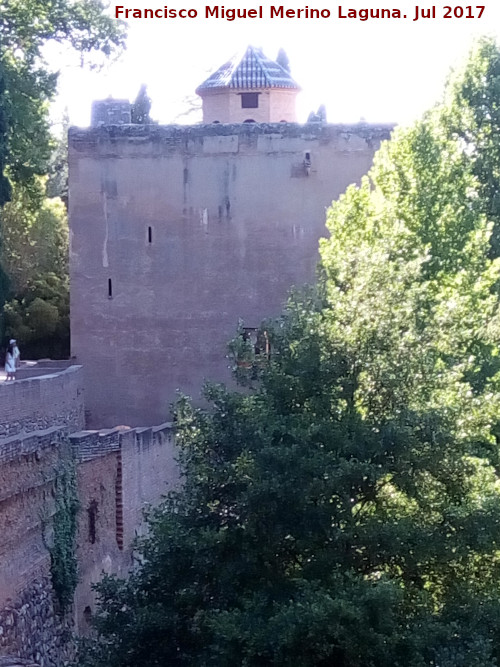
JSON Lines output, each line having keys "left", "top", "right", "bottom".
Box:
{"left": 1, "top": 179, "right": 68, "bottom": 295}
{"left": 0, "top": 0, "right": 124, "bottom": 350}
{"left": 0, "top": 0, "right": 124, "bottom": 194}
{"left": 131, "top": 84, "right": 152, "bottom": 124}
{"left": 84, "top": 39, "right": 500, "bottom": 666}
{"left": 4, "top": 272, "right": 70, "bottom": 359}
{"left": 1, "top": 178, "right": 69, "bottom": 357}
{"left": 46, "top": 447, "right": 79, "bottom": 610}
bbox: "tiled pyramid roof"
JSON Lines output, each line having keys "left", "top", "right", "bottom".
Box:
{"left": 196, "top": 46, "right": 300, "bottom": 93}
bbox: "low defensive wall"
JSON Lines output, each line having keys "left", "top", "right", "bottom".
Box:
{"left": 0, "top": 368, "right": 177, "bottom": 665}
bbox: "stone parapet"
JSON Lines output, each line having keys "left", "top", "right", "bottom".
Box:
{"left": 16, "top": 360, "right": 75, "bottom": 381}
{"left": 0, "top": 366, "right": 84, "bottom": 441}
{"left": 69, "top": 121, "right": 393, "bottom": 158}
{"left": 0, "top": 426, "right": 66, "bottom": 468}
{"left": 69, "top": 422, "right": 174, "bottom": 462}
{"left": 69, "top": 428, "right": 119, "bottom": 462}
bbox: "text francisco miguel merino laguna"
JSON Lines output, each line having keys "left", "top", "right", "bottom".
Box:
{"left": 114, "top": 5, "right": 487, "bottom": 21}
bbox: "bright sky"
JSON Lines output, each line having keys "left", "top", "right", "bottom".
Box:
{"left": 50, "top": 0, "right": 500, "bottom": 128}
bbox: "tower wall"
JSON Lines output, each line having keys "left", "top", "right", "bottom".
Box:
{"left": 68, "top": 122, "right": 392, "bottom": 427}
{"left": 201, "top": 88, "right": 298, "bottom": 123}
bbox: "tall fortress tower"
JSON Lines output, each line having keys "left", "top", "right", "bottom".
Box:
{"left": 69, "top": 48, "right": 392, "bottom": 427}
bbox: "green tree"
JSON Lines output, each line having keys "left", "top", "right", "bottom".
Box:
{"left": 46, "top": 111, "right": 70, "bottom": 203}
{"left": 4, "top": 272, "right": 69, "bottom": 359}
{"left": 0, "top": 177, "right": 70, "bottom": 358}
{"left": 0, "top": 0, "right": 124, "bottom": 195}
{"left": 441, "top": 38, "right": 500, "bottom": 258}
{"left": 83, "top": 40, "right": 500, "bottom": 667}
{"left": 0, "top": 63, "right": 12, "bottom": 332}
{"left": 131, "top": 84, "right": 152, "bottom": 124}
{"left": 0, "top": 0, "right": 124, "bottom": 345}
{"left": 1, "top": 179, "right": 68, "bottom": 294}
{"left": 0, "top": 64, "right": 11, "bottom": 207}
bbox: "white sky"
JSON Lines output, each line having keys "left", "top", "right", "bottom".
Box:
{"left": 50, "top": 0, "right": 500, "bottom": 128}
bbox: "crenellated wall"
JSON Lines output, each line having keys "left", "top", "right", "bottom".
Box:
{"left": 0, "top": 368, "right": 178, "bottom": 663}
{"left": 0, "top": 366, "right": 84, "bottom": 440}
{"left": 70, "top": 422, "right": 178, "bottom": 634}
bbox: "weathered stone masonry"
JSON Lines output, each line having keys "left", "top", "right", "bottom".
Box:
{"left": 0, "top": 368, "right": 177, "bottom": 664}
{"left": 0, "top": 573, "right": 75, "bottom": 667}
{"left": 69, "top": 121, "right": 393, "bottom": 427}
{"left": 0, "top": 367, "right": 85, "bottom": 666}
{"left": 0, "top": 365, "right": 84, "bottom": 440}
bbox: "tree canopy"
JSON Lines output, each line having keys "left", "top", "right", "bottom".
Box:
{"left": 0, "top": 0, "right": 125, "bottom": 344}
{"left": 131, "top": 84, "right": 152, "bottom": 124}
{"left": 0, "top": 0, "right": 124, "bottom": 194}
{"left": 84, "top": 38, "right": 500, "bottom": 667}
{"left": 276, "top": 47, "right": 291, "bottom": 73}
{"left": 1, "top": 177, "right": 69, "bottom": 358}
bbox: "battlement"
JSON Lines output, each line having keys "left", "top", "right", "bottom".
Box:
{"left": 0, "top": 365, "right": 85, "bottom": 442}
{"left": 69, "top": 421, "right": 173, "bottom": 462}
{"left": 0, "top": 415, "right": 177, "bottom": 661}
{"left": 69, "top": 121, "right": 393, "bottom": 156}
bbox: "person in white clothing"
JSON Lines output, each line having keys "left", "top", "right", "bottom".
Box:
{"left": 4, "top": 341, "right": 17, "bottom": 381}
{"left": 10, "top": 339, "right": 20, "bottom": 369}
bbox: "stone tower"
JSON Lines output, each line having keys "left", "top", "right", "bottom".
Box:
{"left": 196, "top": 46, "right": 300, "bottom": 123}
{"left": 68, "top": 122, "right": 392, "bottom": 428}
{"left": 68, "top": 49, "right": 393, "bottom": 428}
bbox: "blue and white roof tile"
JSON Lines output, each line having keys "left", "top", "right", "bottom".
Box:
{"left": 196, "top": 46, "right": 300, "bottom": 92}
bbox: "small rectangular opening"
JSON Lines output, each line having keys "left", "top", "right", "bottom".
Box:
{"left": 242, "top": 327, "right": 271, "bottom": 358}
{"left": 108, "top": 278, "right": 113, "bottom": 298}
{"left": 88, "top": 500, "right": 98, "bottom": 544}
{"left": 148, "top": 226, "right": 152, "bottom": 243}
{"left": 240, "top": 93, "right": 259, "bottom": 109}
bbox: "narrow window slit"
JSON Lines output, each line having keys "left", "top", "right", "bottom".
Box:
{"left": 148, "top": 226, "right": 152, "bottom": 243}
{"left": 108, "top": 278, "right": 113, "bottom": 298}
{"left": 88, "top": 500, "right": 98, "bottom": 544}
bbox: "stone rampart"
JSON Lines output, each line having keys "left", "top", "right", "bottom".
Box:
{"left": 0, "top": 366, "right": 84, "bottom": 440}
{"left": 70, "top": 422, "right": 177, "bottom": 634}
{"left": 0, "top": 418, "right": 178, "bottom": 660}
{"left": 0, "top": 426, "right": 75, "bottom": 667}
{"left": 69, "top": 121, "right": 392, "bottom": 156}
